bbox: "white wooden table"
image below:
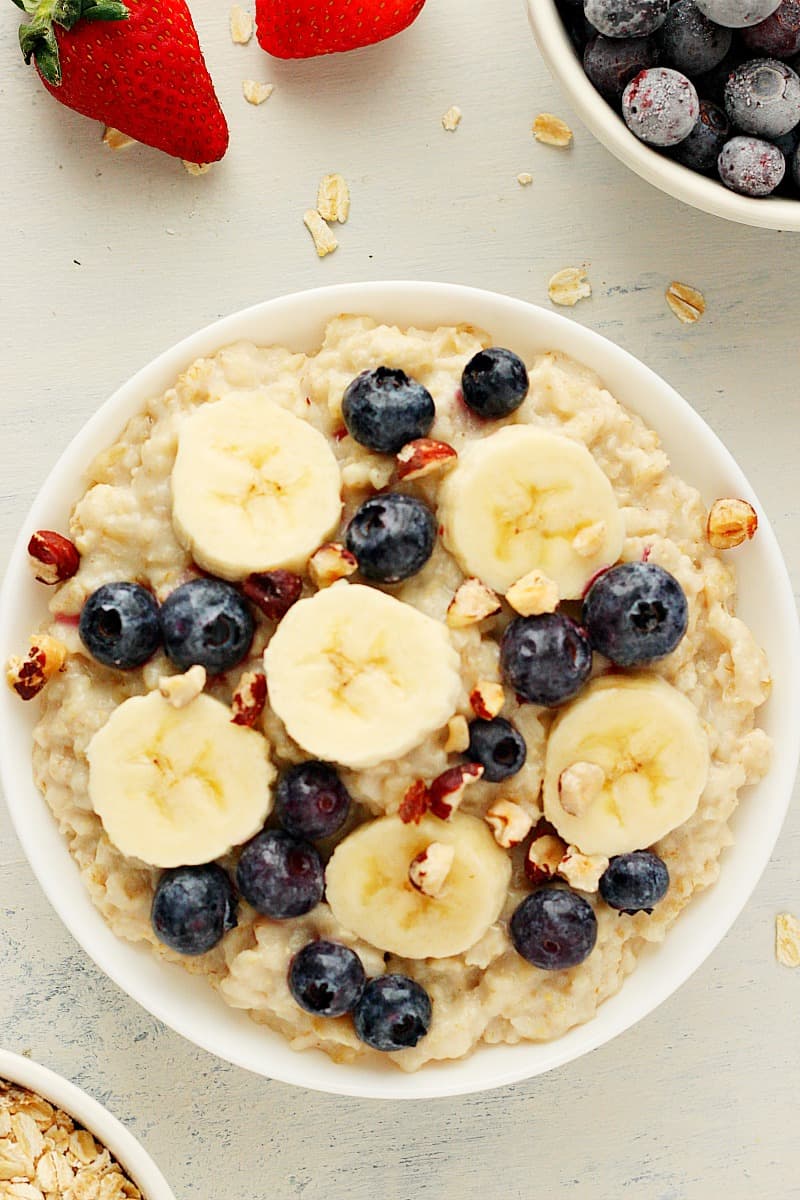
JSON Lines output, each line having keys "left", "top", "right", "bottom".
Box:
{"left": 1, "top": 1, "right": 798, "bottom": 1195}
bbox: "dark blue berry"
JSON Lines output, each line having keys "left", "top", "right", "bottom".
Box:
{"left": 694, "top": 48, "right": 748, "bottom": 105}
{"left": 583, "top": 34, "right": 660, "bottom": 100}
{"left": 622, "top": 67, "right": 700, "bottom": 146}
{"left": 560, "top": 2, "right": 600, "bottom": 50}
{"left": 79, "top": 582, "right": 161, "bottom": 669}
{"left": 660, "top": 1, "right": 732, "bottom": 75}
{"left": 718, "top": 134, "right": 786, "bottom": 192}
{"left": 725, "top": 58, "right": 800, "bottom": 137}
{"left": 461, "top": 348, "right": 529, "bottom": 419}
{"left": 584, "top": 0, "right": 669, "bottom": 38}
{"left": 511, "top": 888, "right": 598, "bottom": 970}
{"left": 742, "top": 1, "right": 800, "bottom": 56}
{"left": 599, "top": 851, "right": 670, "bottom": 913}
{"left": 288, "top": 940, "right": 366, "bottom": 1016}
{"left": 672, "top": 99, "right": 731, "bottom": 172}
{"left": 582, "top": 562, "right": 688, "bottom": 666}
{"left": 500, "top": 614, "right": 593, "bottom": 708}
{"left": 236, "top": 830, "right": 324, "bottom": 918}
{"left": 151, "top": 864, "right": 237, "bottom": 956}
{"left": 345, "top": 493, "right": 436, "bottom": 583}
{"left": 342, "top": 368, "right": 435, "bottom": 455}
{"left": 466, "top": 717, "right": 527, "bottom": 782}
{"left": 352, "top": 975, "right": 432, "bottom": 1051}
{"left": 275, "top": 761, "right": 351, "bottom": 840}
{"left": 770, "top": 120, "right": 800, "bottom": 155}
{"left": 160, "top": 578, "right": 254, "bottom": 674}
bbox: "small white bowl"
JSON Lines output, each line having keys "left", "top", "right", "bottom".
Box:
{"left": 528, "top": 0, "right": 800, "bottom": 231}
{"left": 1, "top": 282, "right": 798, "bottom": 1099}
{"left": 0, "top": 1048, "right": 175, "bottom": 1199}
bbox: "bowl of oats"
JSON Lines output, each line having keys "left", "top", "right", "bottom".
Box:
{"left": 1, "top": 282, "right": 797, "bottom": 1099}
{"left": 0, "top": 1049, "right": 175, "bottom": 1199}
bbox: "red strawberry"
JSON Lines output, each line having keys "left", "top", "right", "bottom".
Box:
{"left": 14, "top": 0, "right": 228, "bottom": 163}
{"left": 256, "top": 0, "right": 427, "bottom": 59}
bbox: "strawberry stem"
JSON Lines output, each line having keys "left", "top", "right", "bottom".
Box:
{"left": 15, "top": 0, "right": 128, "bottom": 86}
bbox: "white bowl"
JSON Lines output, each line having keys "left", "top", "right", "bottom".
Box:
{"left": 0, "top": 1048, "right": 175, "bottom": 1199}
{"left": 527, "top": 0, "right": 800, "bottom": 232}
{"left": 1, "top": 282, "right": 798, "bottom": 1099}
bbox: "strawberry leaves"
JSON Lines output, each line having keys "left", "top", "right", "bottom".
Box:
{"left": 15, "top": 0, "right": 128, "bottom": 85}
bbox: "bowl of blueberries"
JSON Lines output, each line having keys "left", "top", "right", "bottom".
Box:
{"left": 528, "top": 0, "right": 800, "bottom": 229}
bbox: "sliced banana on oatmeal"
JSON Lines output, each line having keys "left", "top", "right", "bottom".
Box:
{"left": 87, "top": 691, "right": 275, "bottom": 867}
{"left": 438, "top": 425, "right": 624, "bottom": 597}
{"left": 171, "top": 391, "right": 342, "bottom": 581}
{"left": 543, "top": 675, "right": 709, "bottom": 857}
{"left": 325, "top": 813, "right": 512, "bottom": 959}
{"left": 263, "top": 582, "right": 461, "bottom": 770}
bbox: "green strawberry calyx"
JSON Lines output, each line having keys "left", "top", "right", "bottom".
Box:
{"left": 14, "top": 0, "right": 129, "bottom": 87}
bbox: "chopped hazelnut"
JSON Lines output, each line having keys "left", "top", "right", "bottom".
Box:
{"left": 408, "top": 842, "right": 455, "bottom": 898}
{"left": 396, "top": 438, "right": 457, "bottom": 482}
{"left": 443, "top": 714, "right": 470, "bottom": 754}
{"left": 707, "top": 498, "right": 758, "bottom": 550}
{"left": 446, "top": 577, "right": 501, "bottom": 629}
{"left": 231, "top": 669, "right": 267, "bottom": 727}
{"left": 159, "top": 664, "right": 206, "bottom": 708}
{"left": 525, "top": 833, "right": 567, "bottom": 885}
{"left": 6, "top": 635, "right": 68, "bottom": 700}
{"left": 27, "top": 530, "right": 80, "bottom": 585}
{"left": 308, "top": 542, "right": 358, "bottom": 588}
{"left": 558, "top": 761, "right": 605, "bottom": 817}
{"left": 558, "top": 846, "right": 608, "bottom": 892}
{"left": 485, "top": 800, "right": 533, "bottom": 849}
{"left": 469, "top": 680, "right": 505, "bottom": 720}
{"left": 428, "top": 762, "right": 484, "bottom": 819}
{"left": 506, "top": 568, "right": 559, "bottom": 616}
{"left": 399, "top": 779, "right": 430, "bottom": 824}
{"left": 242, "top": 570, "right": 302, "bottom": 620}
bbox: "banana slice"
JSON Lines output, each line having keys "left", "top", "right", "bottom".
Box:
{"left": 263, "top": 582, "right": 461, "bottom": 769}
{"left": 325, "top": 813, "right": 511, "bottom": 959}
{"left": 543, "top": 675, "right": 709, "bottom": 856}
{"left": 171, "top": 390, "right": 342, "bottom": 581}
{"left": 438, "top": 425, "right": 624, "bottom": 597}
{"left": 87, "top": 691, "right": 275, "bottom": 867}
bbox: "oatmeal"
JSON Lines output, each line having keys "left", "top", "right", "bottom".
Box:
{"left": 26, "top": 316, "right": 771, "bottom": 1071}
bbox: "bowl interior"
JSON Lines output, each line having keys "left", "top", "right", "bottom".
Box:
{"left": 1, "top": 281, "right": 797, "bottom": 1099}
{"left": 527, "top": 0, "right": 800, "bottom": 233}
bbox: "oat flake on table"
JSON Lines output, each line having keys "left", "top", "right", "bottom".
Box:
{"left": 775, "top": 913, "right": 800, "bottom": 967}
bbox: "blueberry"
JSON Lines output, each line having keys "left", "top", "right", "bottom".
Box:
{"left": 160, "top": 578, "right": 254, "bottom": 674}
{"left": 718, "top": 134, "right": 786, "bottom": 192}
{"left": 560, "top": 3, "right": 600, "bottom": 50}
{"left": 342, "top": 368, "right": 435, "bottom": 454}
{"left": 694, "top": 47, "right": 748, "bottom": 105}
{"left": 79, "top": 582, "right": 161, "bottom": 669}
{"left": 510, "top": 888, "right": 598, "bottom": 970}
{"left": 583, "top": 34, "right": 660, "bottom": 101}
{"left": 792, "top": 138, "right": 800, "bottom": 184}
{"left": 466, "top": 717, "right": 527, "bottom": 782}
{"left": 236, "top": 830, "right": 324, "bottom": 918}
{"left": 622, "top": 67, "right": 700, "bottom": 146}
{"left": 461, "top": 348, "right": 529, "bottom": 419}
{"left": 694, "top": 0, "right": 781, "bottom": 27}
{"left": 500, "top": 614, "right": 593, "bottom": 708}
{"left": 288, "top": 940, "right": 366, "bottom": 1017}
{"left": 582, "top": 562, "right": 688, "bottom": 666}
{"left": 345, "top": 493, "right": 436, "bottom": 583}
{"left": 660, "top": 1, "right": 733, "bottom": 75}
{"left": 672, "top": 99, "right": 731, "bottom": 172}
{"left": 352, "top": 975, "right": 432, "bottom": 1051}
{"left": 725, "top": 58, "right": 800, "bottom": 136}
{"left": 275, "top": 761, "right": 351, "bottom": 840}
{"left": 742, "top": 1, "right": 800, "bottom": 56}
{"left": 771, "top": 120, "right": 800, "bottom": 156}
{"left": 151, "top": 864, "right": 237, "bottom": 956}
{"left": 584, "top": 0, "right": 670, "bottom": 38}
{"left": 599, "top": 850, "right": 670, "bottom": 913}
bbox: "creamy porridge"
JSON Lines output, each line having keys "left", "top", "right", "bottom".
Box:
{"left": 20, "top": 316, "right": 770, "bottom": 1071}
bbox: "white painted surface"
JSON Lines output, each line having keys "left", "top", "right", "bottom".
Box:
{"left": 0, "top": 0, "right": 798, "bottom": 1195}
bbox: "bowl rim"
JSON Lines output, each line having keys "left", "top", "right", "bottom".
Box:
{"left": 527, "top": 0, "right": 800, "bottom": 232}
{"left": 0, "top": 1048, "right": 176, "bottom": 1198}
{"left": 1, "top": 279, "right": 798, "bottom": 1100}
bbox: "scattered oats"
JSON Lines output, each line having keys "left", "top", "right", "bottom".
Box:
{"left": 165, "top": 228, "right": 176, "bottom": 236}
{"left": 441, "top": 105, "right": 462, "bottom": 132}
{"left": 230, "top": 3, "right": 253, "bottom": 43}
{"left": 36, "top": 1148, "right": 74, "bottom": 1192}
{"left": 317, "top": 173, "right": 350, "bottom": 223}
{"left": 776, "top": 912, "right": 800, "bottom": 967}
{"left": 533, "top": 113, "right": 573, "bottom": 146}
{"left": 242, "top": 80, "right": 274, "bottom": 105}
{"left": 69, "top": 1130, "right": 97, "bottom": 1165}
{"left": 182, "top": 161, "right": 213, "bottom": 176}
{"left": 666, "top": 280, "right": 705, "bottom": 324}
{"left": 548, "top": 266, "right": 591, "bottom": 307}
{"left": 102, "top": 127, "right": 135, "bottom": 150}
{"left": 517, "top": 172, "right": 533, "bottom": 185}
{"left": 303, "top": 209, "right": 338, "bottom": 258}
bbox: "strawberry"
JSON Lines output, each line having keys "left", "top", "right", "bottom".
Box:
{"left": 14, "top": 0, "right": 228, "bottom": 163}
{"left": 255, "top": 0, "right": 427, "bottom": 59}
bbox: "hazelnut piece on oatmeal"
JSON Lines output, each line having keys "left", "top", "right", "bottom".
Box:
{"left": 399, "top": 779, "right": 430, "bottom": 824}
{"left": 27, "top": 530, "right": 80, "bottom": 585}
{"left": 485, "top": 800, "right": 533, "bottom": 849}
{"left": 443, "top": 714, "right": 470, "bottom": 754}
{"left": 446, "top": 577, "right": 501, "bottom": 629}
{"left": 428, "top": 762, "right": 484, "bottom": 819}
{"left": 231, "top": 669, "right": 267, "bottom": 727}
{"left": 525, "top": 832, "right": 567, "bottom": 885}
{"left": 558, "top": 846, "right": 609, "bottom": 893}
{"left": 159, "top": 664, "right": 206, "bottom": 708}
{"left": 469, "top": 680, "right": 505, "bottom": 720}
{"left": 707, "top": 498, "right": 758, "bottom": 550}
{"left": 506, "top": 568, "right": 559, "bottom": 616}
{"left": 242, "top": 570, "right": 303, "bottom": 620}
{"left": 409, "top": 841, "right": 455, "bottom": 897}
{"left": 558, "top": 761, "right": 606, "bottom": 817}
{"left": 396, "top": 437, "right": 457, "bottom": 482}
{"left": 308, "top": 542, "right": 358, "bottom": 588}
{"left": 6, "top": 635, "right": 68, "bottom": 700}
